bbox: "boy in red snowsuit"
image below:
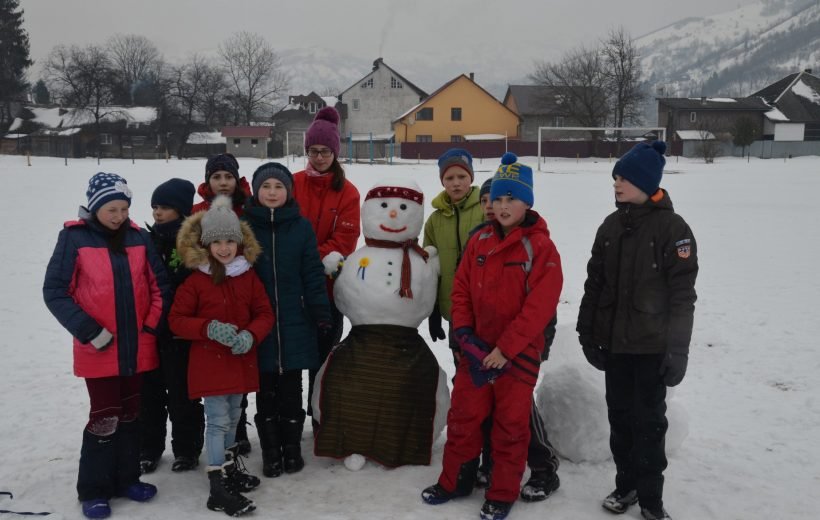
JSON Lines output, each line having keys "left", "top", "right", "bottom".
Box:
{"left": 422, "top": 153, "right": 563, "bottom": 520}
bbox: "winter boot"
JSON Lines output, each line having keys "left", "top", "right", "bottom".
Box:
{"left": 207, "top": 467, "right": 255, "bottom": 517}
{"left": 114, "top": 420, "right": 143, "bottom": 496}
{"left": 171, "top": 455, "right": 199, "bottom": 472}
{"left": 480, "top": 499, "right": 513, "bottom": 520}
{"left": 520, "top": 470, "right": 560, "bottom": 502}
{"left": 77, "top": 429, "right": 117, "bottom": 504}
{"left": 254, "top": 414, "right": 283, "bottom": 477}
{"left": 279, "top": 413, "right": 305, "bottom": 474}
{"left": 641, "top": 506, "right": 672, "bottom": 520}
{"left": 602, "top": 489, "right": 639, "bottom": 514}
{"left": 81, "top": 498, "right": 111, "bottom": 519}
{"left": 122, "top": 482, "right": 157, "bottom": 502}
{"left": 224, "top": 446, "right": 261, "bottom": 492}
{"left": 139, "top": 455, "right": 160, "bottom": 474}
{"left": 234, "top": 399, "right": 252, "bottom": 456}
{"left": 421, "top": 458, "right": 478, "bottom": 505}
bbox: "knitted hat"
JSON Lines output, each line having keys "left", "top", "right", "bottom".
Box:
{"left": 479, "top": 178, "right": 493, "bottom": 198}
{"left": 437, "top": 148, "right": 474, "bottom": 182}
{"left": 252, "top": 162, "right": 293, "bottom": 203}
{"left": 612, "top": 141, "right": 667, "bottom": 196}
{"left": 305, "top": 107, "right": 340, "bottom": 158}
{"left": 86, "top": 172, "right": 132, "bottom": 214}
{"left": 151, "top": 178, "right": 195, "bottom": 217}
{"left": 490, "top": 152, "right": 534, "bottom": 207}
{"left": 200, "top": 195, "right": 243, "bottom": 245}
{"left": 205, "top": 153, "right": 240, "bottom": 182}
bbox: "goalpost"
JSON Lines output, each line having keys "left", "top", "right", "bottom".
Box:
{"left": 537, "top": 126, "right": 666, "bottom": 170}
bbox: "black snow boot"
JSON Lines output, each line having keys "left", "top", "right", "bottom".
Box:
{"left": 254, "top": 414, "right": 283, "bottom": 478}
{"left": 207, "top": 468, "right": 255, "bottom": 517}
{"left": 641, "top": 506, "right": 672, "bottom": 520}
{"left": 224, "top": 446, "right": 260, "bottom": 492}
{"left": 77, "top": 429, "right": 117, "bottom": 502}
{"left": 602, "top": 488, "right": 639, "bottom": 514}
{"left": 114, "top": 421, "right": 143, "bottom": 496}
{"left": 480, "top": 499, "right": 513, "bottom": 520}
{"left": 421, "top": 458, "right": 478, "bottom": 505}
{"left": 520, "top": 470, "right": 560, "bottom": 502}
{"left": 279, "top": 413, "right": 305, "bottom": 474}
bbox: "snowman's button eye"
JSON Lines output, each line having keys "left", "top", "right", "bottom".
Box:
{"left": 400, "top": 204, "right": 407, "bottom": 210}
{"left": 380, "top": 202, "right": 388, "bottom": 208}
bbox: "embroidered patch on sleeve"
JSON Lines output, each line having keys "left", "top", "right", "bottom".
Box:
{"left": 676, "top": 239, "right": 692, "bottom": 259}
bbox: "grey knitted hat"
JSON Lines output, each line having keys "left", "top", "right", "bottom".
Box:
{"left": 200, "top": 195, "right": 243, "bottom": 245}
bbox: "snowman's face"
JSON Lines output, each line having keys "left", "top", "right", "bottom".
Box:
{"left": 362, "top": 197, "right": 424, "bottom": 241}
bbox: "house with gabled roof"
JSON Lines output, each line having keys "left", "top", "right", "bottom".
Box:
{"left": 337, "top": 58, "right": 427, "bottom": 141}
{"left": 271, "top": 92, "right": 342, "bottom": 155}
{"left": 752, "top": 69, "right": 820, "bottom": 142}
{"left": 392, "top": 73, "right": 521, "bottom": 145}
{"left": 503, "top": 85, "right": 582, "bottom": 140}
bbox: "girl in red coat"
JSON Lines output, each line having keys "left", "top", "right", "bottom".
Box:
{"left": 169, "top": 195, "right": 274, "bottom": 517}
{"left": 292, "top": 106, "right": 361, "bottom": 418}
{"left": 191, "top": 153, "right": 252, "bottom": 216}
{"left": 422, "top": 154, "right": 563, "bottom": 520}
{"left": 43, "top": 172, "right": 169, "bottom": 519}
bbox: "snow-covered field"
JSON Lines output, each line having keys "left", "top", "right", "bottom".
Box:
{"left": 1, "top": 153, "right": 818, "bottom": 519}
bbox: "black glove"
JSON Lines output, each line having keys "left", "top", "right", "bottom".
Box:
{"left": 659, "top": 351, "right": 688, "bottom": 387}
{"left": 317, "top": 321, "right": 334, "bottom": 343}
{"left": 579, "top": 335, "right": 607, "bottom": 371}
{"left": 428, "top": 306, "right": 446, "bottom": 342}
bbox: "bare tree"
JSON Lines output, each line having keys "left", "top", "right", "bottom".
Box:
{"left": 167, "top": 54, "right": 227, "bottom": 157}
{"left": 531, "top": 45, "right": 610, "bottom": 145}
{"left": 44, "top": 44, "right": 122, "bottom": 157}
{"left": 219, "top": 31, "right": 289, "bottom": 125}
{"left": 108, "top": 34, "right": 162, "bottom": 105}
{"left": 601, "top": 27, "right": 645, "bottom": 130}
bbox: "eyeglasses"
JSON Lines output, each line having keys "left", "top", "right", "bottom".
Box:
{"left": 307, "top": 148, "right": 333, "bottom": 158}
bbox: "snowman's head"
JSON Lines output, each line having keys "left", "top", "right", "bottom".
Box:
{"left": 362, "top": 181, "right": 425, "bottom": 242}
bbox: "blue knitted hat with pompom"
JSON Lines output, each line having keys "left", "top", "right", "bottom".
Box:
{"left": 612, "top": 140, "right": 667, "bottom": 196}
{"left": 490, "top": 152, "right": 534, "bottom": 207}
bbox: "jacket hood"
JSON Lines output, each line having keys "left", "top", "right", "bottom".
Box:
{"left": 176, "top": 210, "right": 261, "bottom": 268}
{"left": 431, "top": 186, "right": 480, "bottom": 215}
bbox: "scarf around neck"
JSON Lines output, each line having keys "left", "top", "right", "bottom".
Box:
{"left": 364, "top": 238, "right": 429, "bottom": 298}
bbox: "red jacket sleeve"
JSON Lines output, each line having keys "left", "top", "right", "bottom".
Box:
{"left": 168, "top": 277, "right": 211, "bottom": 341}
{"left": 244, "top": 272, "right": 275, "bottom": 345}
{"left": 496, "top": 237, "right": 563, "bottom": 359}
{"left": 318, "top": 183, "right": 361, "bottom": 258}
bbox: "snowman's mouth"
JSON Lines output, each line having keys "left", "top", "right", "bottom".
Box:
{"left": 380, "top": 224, "right": 407, "bottom": 233}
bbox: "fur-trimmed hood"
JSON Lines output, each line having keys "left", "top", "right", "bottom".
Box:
{"left": 176, "top": 210, "right": 261, "bottom": 268}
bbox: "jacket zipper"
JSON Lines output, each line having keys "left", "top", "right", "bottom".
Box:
{"left": 271, "top": 209, "right": 283, "bottom": 375}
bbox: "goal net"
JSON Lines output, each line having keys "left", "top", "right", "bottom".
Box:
{"left": 536, "top": 126, "right": 666, "bottom": 170}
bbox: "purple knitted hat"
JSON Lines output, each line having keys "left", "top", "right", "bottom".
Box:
{"left": 305, "top": 107, "right": 341, "bottom": 158}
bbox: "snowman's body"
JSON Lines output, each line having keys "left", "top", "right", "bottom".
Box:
{"left": 312, "top": 180, "right": 450, "bottom": 469}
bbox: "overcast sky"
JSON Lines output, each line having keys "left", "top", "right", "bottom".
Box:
{"left": 21, "top": 0, "right": 755, "bottom": 92}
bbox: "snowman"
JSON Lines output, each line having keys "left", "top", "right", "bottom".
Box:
{"left": 312, "top": 179, "right": 450, "bottom": 470}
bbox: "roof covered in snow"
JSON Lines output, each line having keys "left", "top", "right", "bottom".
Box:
{"left": 187, "top": 132, "right": 223, "bottom": 145}
{"left": 658, "top": 97, "right": 770, "bottom": 110}
{"left": 676, "top": 130, "right": 716, "bottom": 140}
{"left": 752, "top": 70, "right": 820, "bottom": 123}
{"left": 8, "top": 106, "right": 158, "bottom": 133}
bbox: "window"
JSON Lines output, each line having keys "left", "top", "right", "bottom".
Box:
{"left": 416, "top": 135, "right": 433, "bottom": 143}
{"left": 451, "top": 107, "right": 462, "bottom": 121}
{"left": 233, "top": 138, "right": 240, "bottom": 147}
{"left": 361, "top": 78, "right": 374, "bottom": 88}
{"left": 352, "top": 99, "right": 360, "bottom": 110}
{"left": 251, "top": 139, "right": 258, "bottom": 147}
{"left": 450, "top": 135, "right": 463, "bottom": 142}
{"left": 391, "top": 76, "right": 403, "bottom": 89}
{"left": 416, "top": 108, "right": 433, "bottom": 121}
{"left": 100, "top": 133, "right": 112, "bottom": 145}
{"left": 690, "top": 111, "right": 697, "bottom": 123}
{"left": 309, "top": 102, "right": 317, "bottom": 113}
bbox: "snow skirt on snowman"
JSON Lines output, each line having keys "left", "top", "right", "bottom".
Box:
{"left": 314, "top": 324, "right": 440, "bottom": 466}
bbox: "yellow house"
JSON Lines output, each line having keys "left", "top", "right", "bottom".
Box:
{"left": 392, "top": 74, "right": 521, "bottom": 143}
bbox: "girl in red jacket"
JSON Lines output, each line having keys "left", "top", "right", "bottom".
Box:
{"left": 292, "top": 106, "right": 361, "bottom": 418}
{"left": 169, "top": 195, "right": 274, "bottom": 517}
{"left": 422, "top": 154, "right": 563, "bottom": 520}
{"left": 43, "top": 172, "right": 169, "bottom": 519}
{"left": 191, "top": 153, "right": 252, "bottom": 216}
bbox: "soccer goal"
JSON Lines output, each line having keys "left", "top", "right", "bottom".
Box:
{"left": 285, "top": 131, "right": 306, "bottom": 157}
{"left": 536, "top": 126, "right": 666, "bottom": 170}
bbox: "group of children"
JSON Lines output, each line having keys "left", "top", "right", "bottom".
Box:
{"left": 43, "top": 117, "right": 698, "bottom": 520}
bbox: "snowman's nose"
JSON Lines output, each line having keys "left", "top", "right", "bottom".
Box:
{"left": 389, "top": 209, "right": 397, "bottom": 218}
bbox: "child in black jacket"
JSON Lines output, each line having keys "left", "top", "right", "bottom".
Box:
{"left": 577, "top": 141, "right": 698, "bottom": 520}
{"left": 139, "top": 178, "right": 205, "bottom": 474}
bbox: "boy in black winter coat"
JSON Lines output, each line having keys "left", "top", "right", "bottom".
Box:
{"left": 576, "top": 141, "right": 698, "bottom": 520}
{"left": 139, "top": 178, "right": 205, "bottom": 474}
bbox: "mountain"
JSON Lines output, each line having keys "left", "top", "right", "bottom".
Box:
{"left": 637, "top": 0, "right": 820, "bottom": 98}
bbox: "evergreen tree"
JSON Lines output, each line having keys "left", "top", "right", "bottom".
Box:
{"left": 0, "top": 0, "right": 33, "bottom": 129}
{"left": 33, "top": 79, "right": 50, "bottom": 105}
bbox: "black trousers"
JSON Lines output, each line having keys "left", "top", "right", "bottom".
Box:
{"left": 307, "top": 301, "right": 344, "bottom": 416}
{"left": 139, "top": 339, "right": 204, "bottom": 459}
{"left": 605, "top": 353, "right": 668, "bottom": 511}
{"left": 257, "top": 369, "right": 304, "bottom": 420}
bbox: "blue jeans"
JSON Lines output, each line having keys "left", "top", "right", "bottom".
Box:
{"left": 203, "top": 394, "right": 243, "bottom": 467}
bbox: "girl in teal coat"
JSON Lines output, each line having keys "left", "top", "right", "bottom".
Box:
{"left": 243, "top": 162, "right": 331, "bottom": 479}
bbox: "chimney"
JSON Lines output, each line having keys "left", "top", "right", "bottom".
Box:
{"left": 700, "top": 96, "right": 707, "bottom": 105}
{"left": 469, "top": 72, "right": 475, "bottom": 81}
{"left": 373, "top": 57, "right": 383, "bottom": 71}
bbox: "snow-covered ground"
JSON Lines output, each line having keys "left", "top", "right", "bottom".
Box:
{"left": 1, "top": 153, "right": 818, "bottom": 519}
